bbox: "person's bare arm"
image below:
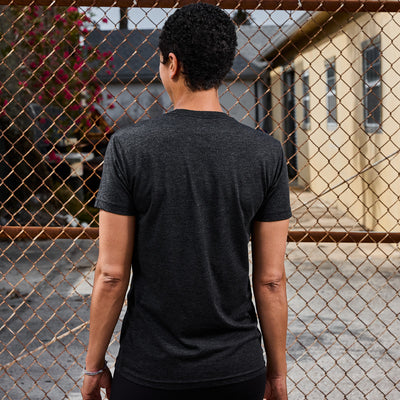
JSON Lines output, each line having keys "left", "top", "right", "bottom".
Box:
{"left": 251, "top": 218, "right": 289, "bottom": 400}
{"left": 81, "top": 210, "right": 135, "bottom": 400}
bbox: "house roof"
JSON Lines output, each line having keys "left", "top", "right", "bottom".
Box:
{"left": 258, "top": 11, "right": 335, "bottom": 62}
{"left": 86, "top": 29, "right": 160, "bottom": 83}
{"left": 236, "top": 25, "right": 280, "bottom": 68}
{"left": 85, "top": 27, "right": 281, "bottom": 83}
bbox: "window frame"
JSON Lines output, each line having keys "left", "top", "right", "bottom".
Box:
{"left": 301, "top": 69, "right": 310, "bottom": 130}
{"left": 362, "top": 36, "right": 382, "bottom": 134}
{"left": 325, "top": 59, "right": 338, "bottom": 130}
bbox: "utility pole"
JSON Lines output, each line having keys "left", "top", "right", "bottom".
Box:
{"left": 120, "top": 8, "right": 128, "bottom": 29}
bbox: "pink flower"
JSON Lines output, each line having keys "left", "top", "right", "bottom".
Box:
{"left": 39, "top": 118, "right": 46, "bottom": 124}
{"left": 76, "top": 20, "right": 83, "bottom": 27}
{"left": 63, "top": 51, "right": 70, "bottom": 58}
{"left": 73, "top": 62, "right": 83, "bottom": 71}
{"left": 3, "top": 99, "right": 8, "bottom": 106}
{"left": 82, "top": 28, "right": 89, "bottom": 34}
{"left": 67, "top": 7, "right": 78, "bottom": 13}
{"left": 40, "top": 70, "right": 51, "bottom": 82}
{"left": 29, "top": 61, "right": 37, "bottom": 69}
{"left": 48, "top": 150, "right": 62, "bottom": 163}
{"left": 70, "top": 104, "right": 80, "bottom": 111}
{"left": 107, "top": 93, "right": 113, "bottom": 99}
{"left": 109, "top": 104, "right": 115, "bottom": 109}
{"left": 57, "top": 69, "right": 68, "bottom": 83}
{"left": 55, "top": 14, "right": 61, "bottom": 21}
{"left": 18, "top": 81, "right": 26, "bottom": 87}
{"left": 64, "top": 89, "right": 73, "bottom": 100}
{"left": 38, "top": 95, "right": 43, "bottom": 101}
{"left": 102, "top": 18, "right": 108, "bottom": 23}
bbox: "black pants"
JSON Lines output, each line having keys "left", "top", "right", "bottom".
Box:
{"left": 110, "top": 371, "right": 266, "bottom": 400}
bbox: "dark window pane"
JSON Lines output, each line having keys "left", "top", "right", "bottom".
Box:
{"left": 366, "top": 86, "right": 381, "bottom": 125}
{"left": 363, "top": 40, "right": 381, "bottom": 130}
{"left": 302, "top": 71, "right": 310, "bottom": 125}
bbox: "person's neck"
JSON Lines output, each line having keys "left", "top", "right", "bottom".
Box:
{"left": 172, "top": 88, "right": 222, "bottom": 112}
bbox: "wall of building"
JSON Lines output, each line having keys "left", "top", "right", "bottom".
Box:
{"left": 219, "top": 80, "right": 259, "bottom": 128}
{"left": 269, "top": 13, "right": 400, "bottom": 231}
{"left": 98, "top": 82, "right": 168, "bottom": 129}
{"left": 99, "top": 79, "right": 259, "bottom": 130}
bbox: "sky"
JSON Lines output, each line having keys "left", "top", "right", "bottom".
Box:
{"left": 80, "top": 7, "right": 306, "bottom": 30}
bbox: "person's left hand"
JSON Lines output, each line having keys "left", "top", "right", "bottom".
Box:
{"left": 81, "top": 366, "right": 112, "bottom": 400}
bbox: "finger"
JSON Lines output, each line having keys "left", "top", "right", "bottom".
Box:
{"left": 105, "top": 381, "right": 112, "bottom": 399}
{"left": 105, "top": 372, "right": 112, "bottom": 399}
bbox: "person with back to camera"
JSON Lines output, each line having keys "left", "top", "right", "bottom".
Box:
{"left": 81, "top": 3, "right": 291, "bottom": 400}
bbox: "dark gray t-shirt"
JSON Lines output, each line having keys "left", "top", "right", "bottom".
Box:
{"left": 94, "top": 109, "right": 292, "bottom": 389}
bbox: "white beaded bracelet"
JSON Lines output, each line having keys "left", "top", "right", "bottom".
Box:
{"left": 83, "top": 361, "right": 107, "bottom": 376}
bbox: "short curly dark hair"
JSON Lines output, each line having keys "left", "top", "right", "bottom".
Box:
{"left": 158, "top": 3, "right": 237, "bottom": 91}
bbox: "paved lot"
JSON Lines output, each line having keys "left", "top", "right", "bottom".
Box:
{"left": 1, "top": 191, "right": 399, "bottom": 399}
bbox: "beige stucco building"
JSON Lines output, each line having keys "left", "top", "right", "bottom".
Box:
{"left": 262, "top": 12, "right": 400, "bottom": 231}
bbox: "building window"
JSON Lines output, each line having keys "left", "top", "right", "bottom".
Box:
{"left": 363, "top": 38, "right": 381, "bottom": 133}
{"left": 301, "top": 70, "right": 310, "bottom": 129}
{"left": 326, "top": 60, "right": 337, "bottom": 128}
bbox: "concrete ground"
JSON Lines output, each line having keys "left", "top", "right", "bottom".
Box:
{"left": 1, "top": 190, "right": 399, "bottom": 399}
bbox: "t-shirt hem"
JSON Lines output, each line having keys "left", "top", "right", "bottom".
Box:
{"left": 94, "top": 198, "right": 136, "bottom": 216}
{"left": 253, "top": 210, "right": 292, "bottom": 222}
{"left": 117, "top": 365, "right": 267, "bottom": 390}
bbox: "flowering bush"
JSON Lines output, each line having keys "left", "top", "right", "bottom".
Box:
{"left": 10, "top": 5, "right": 113, "bottom": 138}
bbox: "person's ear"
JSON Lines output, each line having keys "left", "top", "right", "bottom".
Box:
{"left": 167, "top": 52, "right": 180, "bottom": 79}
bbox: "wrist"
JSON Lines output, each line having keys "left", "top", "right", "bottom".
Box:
{"left": 85, "top": 355, "right": 107, "bottom": 372}
{"left": 267, "top": 367, "right": 287, "bottom": 379}
{"left": 83, "top": 360, "right": 107, "bottom": 376}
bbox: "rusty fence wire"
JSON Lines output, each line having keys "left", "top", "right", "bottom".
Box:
{"left": 1, "top": 1, "right": 400, "bottom": 399}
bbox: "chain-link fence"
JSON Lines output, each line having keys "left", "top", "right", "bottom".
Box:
{"left": 1, "top": 1, "right": 399, "bottom": 399}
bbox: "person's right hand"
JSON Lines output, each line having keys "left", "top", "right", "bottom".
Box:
{"left": 264, "top": 375, "right": 287, "bottom": 400}
{"left": 81, "top": 366, "right": 112, "bottom": 400}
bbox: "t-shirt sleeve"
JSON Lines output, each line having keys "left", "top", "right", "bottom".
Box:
{"left": 253, "top": 144, "right": 292, "bottom": 222}
{"left": 94, "top": 134, "right": 137, "bottom": 216}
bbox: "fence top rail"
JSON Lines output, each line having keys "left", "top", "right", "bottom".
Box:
{"left": 1, "top": 0, "right": 400, "bottom": 11}
{"left": 2, "top": 226, "right": 400, "bottom": 243}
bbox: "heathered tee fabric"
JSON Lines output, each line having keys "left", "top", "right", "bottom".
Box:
{"left": 94, "top": 109, "right": 292, "bottom": 390}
